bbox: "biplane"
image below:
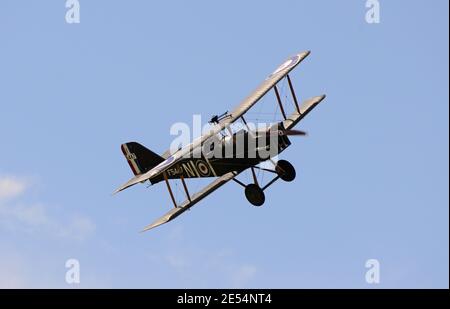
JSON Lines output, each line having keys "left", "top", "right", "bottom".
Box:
{"left": 115, "top": 51, "right": 326, "bottom": 231}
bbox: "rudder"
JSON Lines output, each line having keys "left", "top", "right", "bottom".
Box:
{"left": 121, "top": 142, "right": 164, "bottom": 176}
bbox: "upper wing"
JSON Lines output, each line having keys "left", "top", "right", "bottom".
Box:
{"left": 141, "top": 170, "right": 241, "bottom": 232}
{"left": 227, "top": 51, "right": 311, "bottom": 126}
{"left": 161, "top": 51, "right": 311, "bottom": 159}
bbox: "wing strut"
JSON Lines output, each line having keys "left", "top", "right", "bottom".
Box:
{"left": 163, "top": 172, "right": 177, "bottom": 208}
{"left": 274, "top": 85, "right": 287, "bottom": 120}
{"left": 164, "top": 173, "right": 193, "bottom": 207}
{"left": 180, "top": 175, "right": 191, "bottom": 202}
{"left": 241, "top": 116, "right": 251, "bottom": 131}
{"left": 274, "top": 74, "right": 302, "bottom": 120}
{"left": 286, "top": 74, "right": 301, "bottom": 113}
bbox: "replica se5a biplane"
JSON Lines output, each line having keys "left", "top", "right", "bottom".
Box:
{"left": 115, "top": 51, "right": 326, "bottom": 231}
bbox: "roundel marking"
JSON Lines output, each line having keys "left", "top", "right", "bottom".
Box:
{"left": 196, "top": 160, "right": 211, "bottom": 176}
{"left": 267, "top": 55, "right": 300, "bottom": 80}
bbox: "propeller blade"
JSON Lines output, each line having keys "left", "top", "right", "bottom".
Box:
{"left": 284, "top": 129, "right": 308, "bottom": 136}
{"left": 267, "top": 129, "right": 308, "bottom": 137}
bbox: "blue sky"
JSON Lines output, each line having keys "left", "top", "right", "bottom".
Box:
{"left": 0, "top": 0, "right": 448, "bottom": 288}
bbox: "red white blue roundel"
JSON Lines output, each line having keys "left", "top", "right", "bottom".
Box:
{"left": 267, "top": 54, "right": 300, "bottom": 80}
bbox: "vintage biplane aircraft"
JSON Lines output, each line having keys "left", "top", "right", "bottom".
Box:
{"left": 115, "top": 51, "right": 326, "bottom": 231}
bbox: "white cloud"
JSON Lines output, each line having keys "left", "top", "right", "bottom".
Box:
{"left": 0, "top": 251, "right": 27, "bottom": 288}
{"left": 57, "top": 215, "right": 96, "bottom": 241}
{"left": 166, "top": 254, "right": 189, "bottom": 269}
{"left": 0, "top": 203, "right": 50, "bottom": 227}
{"left": 156, "top": 227, "right": 258, "bottom": 288}
{"left": 0, "top": 175, "right": 95, "bottom": 241}
{"left": 0, "top": 176, "right": 27, "bottom": 200}
{"left": 231, "top": 265, "right": 257, "bottom": 288}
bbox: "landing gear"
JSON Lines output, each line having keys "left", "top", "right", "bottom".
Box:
{"left": 233, "top": 160, "right": 296, "bottom": 207}
{"left": 275, "top": 160, "right": 296, "bottom": 182}
{"left": 245, "top": 184, "right": 265, "bottom": 207}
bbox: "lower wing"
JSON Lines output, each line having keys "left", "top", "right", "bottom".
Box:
{"left": 141, "top": 171, "right": 241, "bottom": 232}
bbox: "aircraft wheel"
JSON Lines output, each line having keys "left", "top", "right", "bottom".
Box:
{"left": 276, "top": 160, "right": 296, "bottom": 182}
{"left": 245, "top": 184, "right": 265, "bottom": 207}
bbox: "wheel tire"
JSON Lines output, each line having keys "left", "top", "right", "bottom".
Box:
{"left": 276, "top": 160, "right": 296, "bottom": 182}
{"left": 245, "top": 184, "right": 265, "bottom": 207}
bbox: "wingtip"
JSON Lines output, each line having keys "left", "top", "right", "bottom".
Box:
{"left": 140, "top": 223, "right": 159, "bottom": 233}
{"left": 140, "top": 218, "right": 165, "bottom": 233}
{"left": 112, "top": 185, "right": 126, "bottom": 196}
{"left": 298, "top": 50, "right": 311, "bottom": 58}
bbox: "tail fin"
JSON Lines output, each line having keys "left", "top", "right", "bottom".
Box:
{"left": 121, "top": 142, "right": 164, "bottom": 176}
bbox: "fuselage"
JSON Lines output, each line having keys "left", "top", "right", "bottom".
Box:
{"left": 150, "top": 123, "right": 291, "bottom": 184}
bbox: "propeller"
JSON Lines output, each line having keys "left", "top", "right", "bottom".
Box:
{"left": 268, "top": 129, "right": 308, "bottom": 137}
{"left": 283, "top": 129, "right": 308, "bottom": 136}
